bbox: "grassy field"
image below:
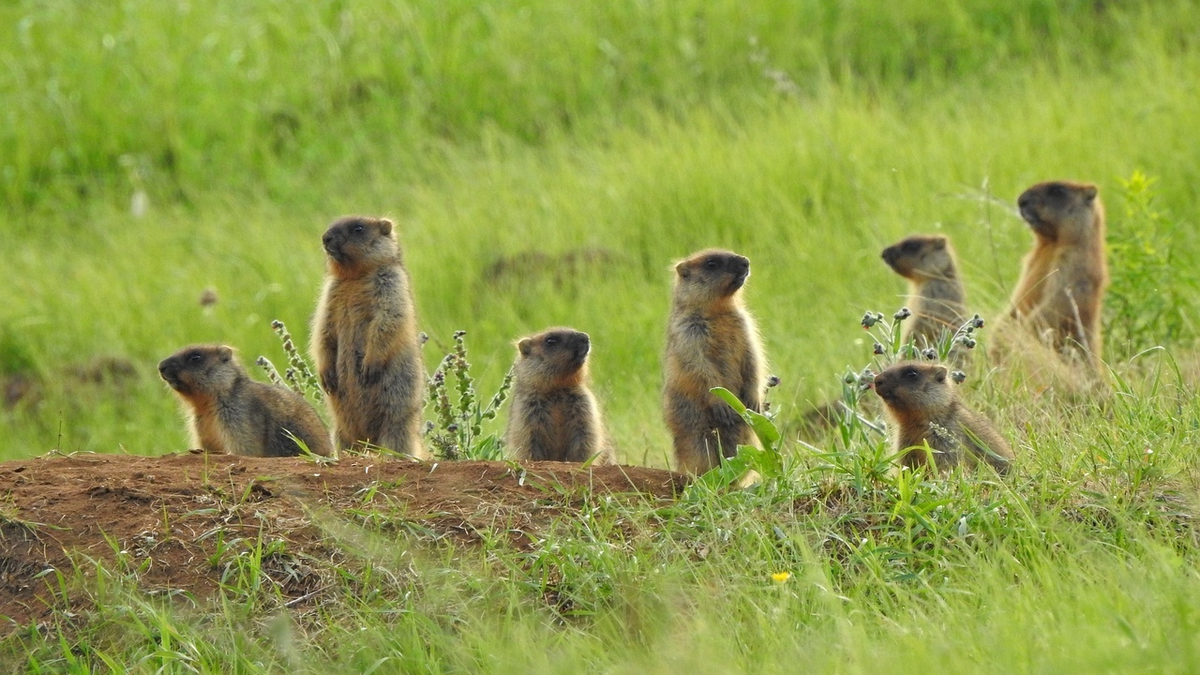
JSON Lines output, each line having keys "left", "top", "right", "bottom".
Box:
{"left": 3, "top": 0, "right": 1200, "bottom": 671}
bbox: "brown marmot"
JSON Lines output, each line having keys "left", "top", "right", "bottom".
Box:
{"left": 505, "top": 328, "right": 614, "bottom": 464}
{"left": 872, "top": 361, "right": 1012, "bottom": 474}
{"left": 881, "top": 234, "right": 968, "bottom": 352}
{"left": 1009, "top": 181, "right": 1108, "bottom": 373}
{"left": 663, "top": 249, "right": 768, "bottom": 474}
{"left": 311, "top": 216, "right": 428, "bottom": 458}
{"left": 159, "top": 344, "right": 332, "bottom": 457}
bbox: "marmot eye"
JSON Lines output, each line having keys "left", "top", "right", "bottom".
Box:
{"left": 352, "top": 224, "right": 365, "bottom": 234}
{"left": 705, "top": 259, "right": 719, "bottom": 269}
{"left": 903, "top": 368, "right": 918, "bottom": 379}
{"left": 189, "top": 353, "right": 203, "bottom": 363}
{"left": 1047, "top": 185, "right": 1066, "bottom": 199}
{"left": 545, "top": 337, "right": 558, "bottom": 347}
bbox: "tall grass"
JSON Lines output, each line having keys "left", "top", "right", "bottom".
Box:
{"left": 3, "top": 0, "right": 1199, "bottom": 211}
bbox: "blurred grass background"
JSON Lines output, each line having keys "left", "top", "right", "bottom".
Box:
{"left": 1, "top": 0, "right": 1198, "bottom": 460}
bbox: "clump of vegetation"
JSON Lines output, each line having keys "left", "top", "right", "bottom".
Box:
{"left": 1105, "top": 170, "right": 1195, "bottom": 357}
{"left": 256, "top": 320, "right": 323, "bottom": 403}
{"left": 425, "top": 330, "right": 513, "bottom": 461}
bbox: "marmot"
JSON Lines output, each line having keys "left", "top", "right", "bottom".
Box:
{"left": 872, "top": 361, "right": 1012, "bottom": 474}
{"left": 311, "top": 216, "right": 428, "bottom": 458}
{"left": 505, "top": 328, "right": 614, "bottom": 464}
{"left": 881, "top": 234, "right": 967, "bottom": 352}
{"left": 1009, "top": 181, "right": 1108, "bottom": 373}
{"left": 663, "top": 249, "right": 768, "bottom": 474}
{"left": 159, "top": 344, "right": 332, "bottom": 457}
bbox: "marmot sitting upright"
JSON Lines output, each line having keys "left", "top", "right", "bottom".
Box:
{"left": 1009, "top": 181, "right": 1109, "bottom": 374}
{"left": 872, "top": 361, "right": 1012, "bottom": 474}
{"left": 159, "top": 344, "right": 331, "bottom": 457}
{"left": 881, "top": 234, "right": 968, "bottom": 353}
{"left": 663, "top": 249, "right": 768, "bottom": 474}
{"left": 505, "top": 328, "right": 614, "bottom": 465}
{"left": 311, "top": 216, "right": 428, "bottom": 457}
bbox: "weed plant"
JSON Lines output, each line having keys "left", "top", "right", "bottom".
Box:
{"left": 425, "top": 330, "right": 514, "bottom": 461}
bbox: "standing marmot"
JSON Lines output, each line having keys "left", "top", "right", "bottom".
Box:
{"left": 1009, "top": 181, "right": 1108, "bottom": 373}
{"left": 159, "top": 344, "right": 332, "bottom": 457}
{"left": 505, "top": 328, "right": 614, "bottom": 464}
{"left": 881, "top": 234, "right": 968, "bottom": 352}
{"left": 872, "top": 361, "right": 1012, "bottom": 474}
{"left": 663, "top": 249, "right": 768, "bottom": 474}
{"left": 311, "top": 216, "right": 428, "bottom": 458}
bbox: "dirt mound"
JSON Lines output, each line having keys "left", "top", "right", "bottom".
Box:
{"left": 0, "top": 452, "right": 685, "bottom": 630}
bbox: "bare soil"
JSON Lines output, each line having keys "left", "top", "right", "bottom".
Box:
{"left": 0, "top": 452, "right": 686, "bottom": 630}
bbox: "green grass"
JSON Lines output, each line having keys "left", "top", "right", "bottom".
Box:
{"left": 3, "top": 0, "right": 1200, "bottom": 671}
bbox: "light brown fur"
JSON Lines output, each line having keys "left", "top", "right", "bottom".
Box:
{"left": 873, "top": 361, "right": 1012, "bottom": 474}
{"left": 311, "top": 216, "right": 428, "bottom": 458}
{"left": 159, "top": 344, "right": 332, "bottom": 457}
{"left": 663, "top": 249, "right": 768, "bottom": 474}
{"left": 1009, "top": 181, "right": 1108, "bottom": 374}
{"left": 505, "top": 328, "right": 614, "bottom": 464}
{"left": 881, "top": 234, "right": 967, "bottom": 352}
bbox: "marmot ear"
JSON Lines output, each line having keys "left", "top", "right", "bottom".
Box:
{"left": 218, "top": 346, "right": 234, "bottom": 362}
{"left": 675, "top": 261, "right": 691, "bottom": 279}
{"left": 934, "top": 365, "right": 948, "bottom": 383}
{"left": 517, "top": 338, "right": 533, "bottom": 356}
{"left": 933, "top": 236, "right": 947, "bottom": 249}
{"left": 378, "top": 219, "right": 394, "bottom": 236}
{"left": 1082, "top": 185, "right": 1098, "bottom": 202}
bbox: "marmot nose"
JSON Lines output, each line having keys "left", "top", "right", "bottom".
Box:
{"left": 322, "top": 233, "right": 335, "bottom": 247}
{"left": 881, "top": 248, "right": 896, "bottom": 263}
{"left": 157, "top": 360, "right": 169, "bottom": 375}
{"left": 1017, "top": 192, "right": 1032, "bottom": 210}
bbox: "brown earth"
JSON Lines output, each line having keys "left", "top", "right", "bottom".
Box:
{"left": 0, "top": 451, "right": 686, "bottom": 631}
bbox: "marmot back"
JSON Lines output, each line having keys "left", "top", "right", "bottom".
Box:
{"left": 1009, "top": 181, "right": 1108, "bottom": 374}
{"left": 663, "top": 249, "right": 768, "bottom": 474}
{"left": 872, "top": 361, "right": 1012, "bottom": 474}
{"left": 159, "top": 344, "right": 331, "bottom": 457}
{"left": 505, "top": 328, "right": 614, "bottom": 464}
{"left": 311, "top": 216, "right": 428, "bottom": 458}
{"left": 881, "top": 234, "right": 967, "bottom": 352}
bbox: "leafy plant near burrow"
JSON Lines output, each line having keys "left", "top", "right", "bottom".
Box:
{"left": 1105, "top": 170, "right": 1195, "bottom": 357}
{"left": 700, "top": 386, "right": 786, "bottom": 486}
{"left": 425, "top": 330, "right": 514, "bottom": 461}
{"left": 256, "top": 320, "right": 323, "bottom": 404}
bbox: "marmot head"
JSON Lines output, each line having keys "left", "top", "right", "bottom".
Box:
{"left": 1017, "top": 181, "right": 1103, "bottom": 244}
{"left": 514, "top": 328, "right": 591, "bottom": 390}
{"left": 872, "top": 361, "right": 954, "bottom": 415}
{"left": 321, "top": 216, "right": 401, "bottom": 275}
{"left": 158, "top": 345, "right": 242, "bottom": 399}
{"left": 881, "top": 235, "right": 957, "bottom": 281}
{"left": 672, "top": 249, "right": 751, "bottom": 307}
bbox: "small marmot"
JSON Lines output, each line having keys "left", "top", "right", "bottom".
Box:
{"left": 159, "top": 344, "right": 332, "bottom": 457}
{"left": 872, "top": 361, "right": 1012, "bottom": 474}
{"left": 663, "top": 249, "right": 768, "bottom": 474}
{"left": 505, "top": 328, "right": 614, "bottom": 464}
{"left": 1009, "top": 181, "right": 1108, "bottom": 373}
{"left": 311, "top": 216, "right": 428, "bottom": 458}
{"left": 881, "top": 234, "right": 967, "bottom": 352}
